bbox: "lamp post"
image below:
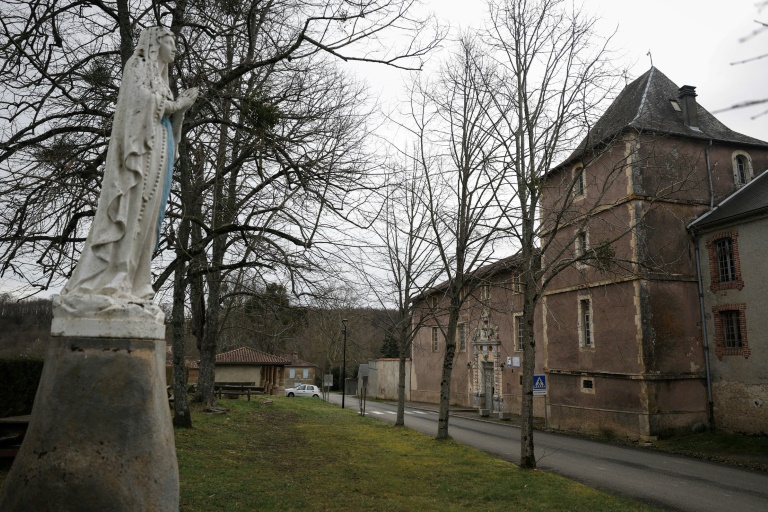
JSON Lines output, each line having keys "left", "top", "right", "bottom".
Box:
{"left": 341, "top": 319, "right": 348, "bottom": 409}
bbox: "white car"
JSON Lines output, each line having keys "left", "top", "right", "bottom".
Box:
{"left": 285, "top": 384, "right": 321, "bottom": 398}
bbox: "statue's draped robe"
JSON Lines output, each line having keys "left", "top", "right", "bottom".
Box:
{"left": 62, "top": 29, "right": 180, "bottom": 301}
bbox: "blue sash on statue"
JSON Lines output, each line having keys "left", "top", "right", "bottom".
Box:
{"left": 157, "top": 116, "right": 175, "bottom": 251}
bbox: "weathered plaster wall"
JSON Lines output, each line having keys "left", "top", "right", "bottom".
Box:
{"left": 215, "top": 365, "right": 262, "bottom": 383}
{"left": 367, "top": 358, "right": 411, "bottom": 401}
{"left": 699, "top": 217, "right": 768, "bottom": 434}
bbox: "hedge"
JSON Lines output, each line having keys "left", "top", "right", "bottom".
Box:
{"left": 0, "top": 358, "right": 44, "bottom": 417}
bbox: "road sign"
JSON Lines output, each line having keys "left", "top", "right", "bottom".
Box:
{"left": 533, "top": 374, "right": 547, "bottom": 396}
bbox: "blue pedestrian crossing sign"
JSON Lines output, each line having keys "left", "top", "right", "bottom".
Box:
{"left": 533, "top": 374, "right": 547, "bottom": 396}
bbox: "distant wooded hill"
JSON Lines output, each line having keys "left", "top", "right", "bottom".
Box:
{"left": 0, "top": 296, "right": 53, "bottom": 358}
{"left": 0, "top": 294, "right": 395, "bottom": 369}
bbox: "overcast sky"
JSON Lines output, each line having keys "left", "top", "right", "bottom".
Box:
{"left": 355, "top": 0, "right": 768, "bottom": 143}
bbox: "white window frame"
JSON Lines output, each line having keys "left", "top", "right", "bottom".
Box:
{"left": 573, "top": 164, "right": 585, "bottom": 198}
{"left": 580, "top": 376, "right": 595, "bottom": 394}
{"left": 514, "top": 314, "right": 524, "bottom": 352}
{"left": 732, "top": 151, "right": 753, "bottom": 186}
{"left": 578, "top": 296, "right": 594, "bottom": 349}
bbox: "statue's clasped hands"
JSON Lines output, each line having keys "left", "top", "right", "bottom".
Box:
{"left": 166, "top": 87, "right": 199, "bottom": 115}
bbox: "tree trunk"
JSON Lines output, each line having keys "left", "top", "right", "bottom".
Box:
{"left": 519, "top": 238, "right": 541, "bottom": 468}
{"left": 436, "top": 306, "right": 459, "bottom": 440}
{"left": 171, "top": 219, "right": 192, "bottom": 428}
{"left": 395, "top": 317, "right": 409, "bottom": 426}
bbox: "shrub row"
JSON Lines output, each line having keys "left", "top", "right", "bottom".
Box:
{"left": 0, "top": 358, "right": 44, "bottom": 417}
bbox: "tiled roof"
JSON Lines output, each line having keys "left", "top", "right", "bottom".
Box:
{"left": 215, "top": 347, "right": 289, "bottom": 365}
{"left": 278, "top": 353, "right": 318, "bottom": 368}
{"left": 559, "top": 67, "right": 768, "bottom": 169}
{"left": 689, "top": 170, "right": 768, "bottom": 230}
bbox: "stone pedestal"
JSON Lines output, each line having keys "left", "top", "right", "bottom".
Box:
{"left": 0, "top": 336, "right": 179, "bottom": 511}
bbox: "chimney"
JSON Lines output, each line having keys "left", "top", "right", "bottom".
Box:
{"left": 678, "top": 85, "right": 699, "bottom": 129}
{"left": 292, "top": 351, "right": 298, "bottom": 361}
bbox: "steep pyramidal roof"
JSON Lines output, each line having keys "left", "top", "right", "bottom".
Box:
{"left": 563, "top": 67, "right": 768, "bottom": 166}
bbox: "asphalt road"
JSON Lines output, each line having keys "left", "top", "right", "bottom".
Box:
{"left": 326, "top": 395, "right": 768, "bottom": 512}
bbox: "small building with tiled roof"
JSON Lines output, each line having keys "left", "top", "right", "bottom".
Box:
{"left": 278, "top": 351, "right": 319, "bottom": 389}
{"left": 214, "top": 347, "right": 290, "bottom": 395}
{"left": 689, "top": 171, "right": 768, "bottom": 434}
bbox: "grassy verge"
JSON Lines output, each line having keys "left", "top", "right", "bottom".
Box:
{"left": 0, "top": 397, "right": 660, "bottom": 511}
{"left": 175, "top": 397, "right": 658, "bottom": 511}
{"left": 651, "top": 430, "right": 768, "bottom": 471}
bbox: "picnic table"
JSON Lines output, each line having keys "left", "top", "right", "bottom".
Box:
{"left": 214, "top": 382, "right": 265, "bottom": 401}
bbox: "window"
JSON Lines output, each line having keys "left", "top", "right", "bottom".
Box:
{"left": 515, "top": 315, "right": 524, "bottom": 351}
{"left": 481, "top": 284, "right": 491, "bottom": 302}
{"left": 721, "top": 311, "right": 742, "bottom": 348}
{"left": 670, "top": 99, "right": 681, "bottom": 112}
{"left": 512, "top": 271, "right": 522, "bottom": 293}
{"left": 579, "top": 298, "right": 593, "bottom": 348}
{"left": 458, "top": 323, "right": 466, "bottom": 352}
{"left": 302, "top": 369, "right": 309, "bottom": 379}
{"left": 571, "top": 164, "right": 585, "bottom": 199}
{"left": 732, "top": 152, "right": 752, "bottom": 185}
{"left": 706, "top": 233, "right": 743, "bottom": 292}
{"left": 576, "top": 230, "right": 588, "bottom": 259}
{"left": 432, "top": 327, "right": 439, "bottom": 352}
{"left": 574, "top": 165, "right": 584, "bottom": 197}
{"left": 716, "top": 238, "right": 736, "bottom": 282}
{"left": 581, "top": 377, "right": 595, "bottom": 394}
{"left": 289, "top": 368, "right": 296, "bottom": 378}
{"left": 735, "top": 155, "right": 748, "bottom": 185}
{"left": 713, "top": 304, "right": 750, "bottom": 359}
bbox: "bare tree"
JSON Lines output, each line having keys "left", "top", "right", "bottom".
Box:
{"left": 404, "top": 36, "right": 510, "bottom": 440}
{"left": 356, "top": 151, "right": 441, "bottom": 425}
{"left": 0, "top": 0, "right": 441, "bottom": 409}
{"left": 482, "top": 0, "right": 699, "bottom": 468}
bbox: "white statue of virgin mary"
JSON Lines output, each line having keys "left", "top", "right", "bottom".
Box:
{"left": 52, "top": 27, "right": 197, "bottom": 336}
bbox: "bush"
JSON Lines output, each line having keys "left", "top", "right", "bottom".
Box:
{"left": 0, "top": 358, "right": 44, "bottom": 417}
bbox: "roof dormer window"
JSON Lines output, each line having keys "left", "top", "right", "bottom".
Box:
{"left": 732, "top": 151, "right": 752, "bottom": 186}
{"left": 670, "top": 99, "right": 681, "bottom": 112}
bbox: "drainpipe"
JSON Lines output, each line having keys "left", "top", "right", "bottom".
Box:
{"left": 705, "top": 139, "right": 714, "bottom": 209}
{"left": 693, "top": 237, "right": 715, "bottom": 426}
{"left": 696, "top": 138, "right": 715, "bottom": 426}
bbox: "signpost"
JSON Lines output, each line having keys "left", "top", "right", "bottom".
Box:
{"left": 533, "top": 374, "right": 548, "bottom": 429}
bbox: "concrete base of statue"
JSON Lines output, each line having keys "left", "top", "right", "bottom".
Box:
{"left": 0, "top": 334, "right": 179, "bottom": 512}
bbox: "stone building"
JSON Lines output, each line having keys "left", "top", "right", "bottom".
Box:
{"left": 689, "top": 170, "right": 768, "bottom": 434}
{"left": 410, "top": 254, "right": 547, "bottom": 420}
{"left": 410, "top": 67, "right": 768, "bottom": 438}
{"left": 538, "top": 67, "right": 768, "bottom": 439}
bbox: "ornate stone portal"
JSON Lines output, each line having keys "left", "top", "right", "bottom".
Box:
{"left": 470, "top": 309, "right": 503, "bottom": 415}
{"left": 0, "top": 26, "right": 198, "bottom": 512}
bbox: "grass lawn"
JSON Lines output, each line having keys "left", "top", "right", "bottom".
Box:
{"left": 174, "top": 397, "right": 658, "bottom": 511}
{"left": 0, "top": 397, "right": 659, "bottom": 511}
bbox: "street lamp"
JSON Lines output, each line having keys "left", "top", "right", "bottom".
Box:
{"left": 341, "top": 318, "right": 348, "bottom": 409}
